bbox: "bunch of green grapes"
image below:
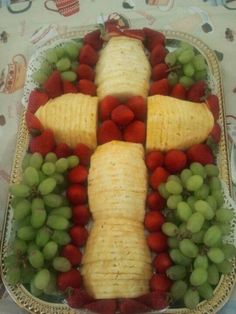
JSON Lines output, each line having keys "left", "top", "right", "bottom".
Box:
{"left": 165, "top": 42, "right": 207, "bottom": 88}
{"left": 5, "top": 152, "right": 79, "bottom": 296}
{"left": 158, "top": 162, "right": 236, "bottom": 309}
{"left": 32, "top": 40, "right": 83, "bottom": 85}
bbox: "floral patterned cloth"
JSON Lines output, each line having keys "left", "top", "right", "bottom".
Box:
{"left": 0, "top": 0, "right": 235, "bottom": 313}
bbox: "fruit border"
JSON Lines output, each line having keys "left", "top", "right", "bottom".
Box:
{"left": 0, "top": 26, "right": 235, "bottom": 314}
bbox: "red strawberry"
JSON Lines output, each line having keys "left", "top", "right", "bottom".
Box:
{"left": 43, "top": 70, "right": 62, "bottom": 99}
{"left": 74, "top": 143, "right": 93, "bottom": 166}
{"left": 144, "top": 211, "right": 165, "bottom": 232}
{"left": 151, "top": 63, "right": 169, "bottom": 81}
{"left": 147, "top": 231, "right": 168, "bottom": 252}
{"left": 28, "top": 89, "right": 48, "bottom": 113}
{"left": 170, "top": 83, "right": 187, "bottom": 100}
{"left": 76, "top": 64, "right": 95, "bottom": 81}
{"left": 29, "top": 129, "right": 56, "bottom": 156}
{"left": 143, "top": 28, "right": 165, "bottom": 51}
{"left": 206, "top": 94, "right": 220, "bottom": 120}
{"left": 210, "top": 122, "right": 221, "bottom": 143}
{"left": 150, "top": 44, "right": 168, "bottom": 66}
{"left": 136, "top": 291, "right": 168, "bottom": 311}
{"left": 123, "top": 29, "right": 145, "bottom": 41}
{"left": 62, "top": 80, "right": 77, "bottom": 94}
{"left": 69, "top": 226, "right": 88, "bottom": 247}
{"left": 126, "top": 96, "right": 146, "bottom": 121}
{"left": 153, "top": 252, "right": 173, "bottom": 273}
{"left": 164, "top": 150, "right": 187, "bottom": 173}
{"left": 72, "top": 205, "right": 90, "bottom": 225}
{"left": 68, "top": 165, "right": 88, "bottom": 184}
{"left": 119, "top": 299, "right": 151, "bottom": 314}
{"left": 111, "top": 105, "right": 134, "bottom": 127}
{"left": 100, "top": 95, "right": 120, "bottom": 121}
{"left": 146, "top": 191, "right": 166, "bottom": 211}
{"left": 84, "top": 299, "right": 117, "bottom": 314}
{"left": 66, "top": 288, "right": 94, "bottom": 308}
{"left": 66, "top": 184, "right": 87, "bottom": 205}
{"left": 61, "top": 244, "right": 82, "bottom": 266}
{"left": 145, "top": 150, "right": 164, "bottom": 171}
{"left": 187, "top": 80, "right": 207, "bottom": 102}
{"left": 54, "top": 143, "right": 72, "bottom": 158}
{"left": 77, "top": 79, "right": 96, "bottom": 96}
{"left": 123, "top": 121, "right": 146, "bottom": 144}
{"left": 79, "top": 44, "right": 98, "bottom": 66}
{"left": 57, "top": 268, "right": 82, "bottom": 291}
{"left": 149, "top": 167, "right": 169, "bottom": 190}
{"left": 149, "top": 78, "right": 170, "bottom": 96}
{"left": 84, "top": 29, "right": 103, "bottom": 50}
{"left": 187, "top": 143, "right": 214, "bottom": 165}
{"left": 150, "top": 274, "right": 172, "bottom": 292}
{"left": 97, "top": 120, "right": 122, "bottom": 144}
{"left": 25, "top": 111, "right": 43, "bottom": 136}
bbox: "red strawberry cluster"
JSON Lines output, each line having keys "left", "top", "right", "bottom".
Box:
{"left": 97, "top": 95, "right": 146, "bottom": 145}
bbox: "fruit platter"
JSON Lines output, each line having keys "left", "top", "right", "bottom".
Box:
{"left": 0, "top": 24, "right": 236, "bottom": 314}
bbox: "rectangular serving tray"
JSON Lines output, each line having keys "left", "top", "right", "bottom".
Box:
{"left": 0, "top": 27, "right": 235, "bottom": 314}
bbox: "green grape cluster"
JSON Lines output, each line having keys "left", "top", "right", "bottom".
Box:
{"left": 159, "top": 162, "right": 236, "bottom": 309}
{"left": 32, "top": 40, "right": 83, "bottom": 85}
{"left": 165, "top": 42, "right": 207, "bottom": 88}
{"left": 5, "top": 152, "right": 80, "bottom": 297}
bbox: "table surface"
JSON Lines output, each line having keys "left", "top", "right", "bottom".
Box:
{"left": 0, "top": 0, "right": 236, "bottom": 313}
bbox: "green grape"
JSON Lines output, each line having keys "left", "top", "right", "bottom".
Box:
{"left": 165, "top": 51, "right": 177, "bottom": 66}
{"left": 38, "top": 171, "right": 47, "bottom": 182}
{"left": 31, "top": 208, "right": 47, "bottom": 229}
{"left": 27, "top": 242, "right": 39, "bottom": 255}
{"left": 209, "top": 177, "right": 221, "bottom": 192}
{"left": 10, "top": 184, "right": 30, "bottom": 198}
{"left": 13, "top": 199, "right": 31, "bottom": 221}
{"left": 30, "top": 153, "right": 43, "bottom": 169}
{"left": 38, "top": 177, "right": 57, "bottom": 196}
{"left": 43, "top": 194, "right": 63, "bottom": 208}
{"left": 45, "top": 152, "right": 57, "bottom": 163}
{"left": 183, "top": 63, "right": 195, "bottom": 77}
{"left": 180, "top": 42, "right": 194, "bottom": 50}
{"left": 13, "top": 239, "right": 27, "bottom": 255}
{"left": 67, "top": 155, "right": 79, "bottom": 168}
{"left": 184, "top": 289, "right": 200, "bottom": 309}
{"left": 217, "top": 223, "right": 231, "bottom": 235}
{"left": 40, "top": 60, "right": 53, "bottom": 76}
{"left": 165, "top": 181, "right": 183, "bottom": 195}
{"left": 22, "top": 153, "right": 31, "bottom": 170}
{"left": 51, "top": 206, "right": 72, "bottom": 219}
{"left": 30, "top": 280, "right": 43, "bottom": 297}
{"left": 34, "top": 269, "right": 50, "bottom": 290}
{"left": 31, "top": 197, "right": 44, "bottom": 210}
{"left": 55, "top": 46, "right": 65, "bottom": 59}
{"left": 186, "top": 212, "right": 204, "bottom": 233}
{"left": 191, "top": 230, "right": 205, "bottom": 244}
{"left": 194, "top": 255, "right": 208, "bottom": 269}
{"left": 162, "top": 222, "right": 178, "bottom": 237}
{"left": 32, "top": 70, "right": 48, "bottom": 84}
{"left": 208, "top": 264, "right": 220, "bottom": 285}
{"left": 221, "top": 243, "right": 236, "bottom": 259}
{"left": 170, "top": 249, "right": 191, "bottom": 266}
{"left": 167, "top": 195, "right": 183, "bottom": 209}
{"left": 15, "top": 216, "right": 31, "bottom": 229}
{"left": 186, "top": 175, "right": 203, "bottom": 192}
{"left": 216, "top": 208, "right": 234, "bottom": 223}
{"left": 6, "top": 266, "right": 21, "bottom": 285}
{"left": 42, "top": 162, "right": 56, "bottom": 175}
{"left": 179, "top": 76, "right": 194, "bottom": 88}
{"left": 17, "top": 226, "right": 36, "bottom": 241}
{"left": 55, "top": 158, "right": 69, "bottom": 173}
{"left": 56, "top": 57, "right": 71, "bottom": 72}
{"left": 43, "top": 241, "right": 58, "bottom": 260}
{"left": 170, "top": 280, "right": 187, "bottom": 300}
{"left": 168, "top": 237, "right": 179, "bottom": 249}
{"left": 21, "top": 265, "right": 35, "bottom": 284}
{"left": 178, "top": 49, "right": 195, "bottom": 64}
{"left": 11, "top": 197, "right": 23, "bottom": 209}
{"left": 205, "top": 164, "right": 219, "bottom": 177}
{"left": 206, "top": 195, "right": 218, "bottom": 211}
{"left": 175, "top": 46, "right": 185, "bottom": 57}
{"left": 64, "top": 41, "right": 79, "bottom": 60}
{"left": 61, "top": 71, "right": 77, "bottom": 82}
{"left": 168, "top": 175, "right": 181, "bottom": 183}
{"left": 179, "top": 239, "right": 199, "bottom": 258}
{"left": 194, "top": 184, "right": 209, "bottom": 200}
{"left": 47, "top": 215, "right": 69, "bottom": 230}
{"left": 5, "top": 254, "right": 19, "bottom": 268}
{"left": 203, "top": 225, "right": 222, "bottom": 247}
{"left": 167, "top": 72, "right": 178, "bottom": 86}
{"left": 180, "top": 169, "right": 192, "bottom": 186}
{"left": 52, "top": 230, "right": 71, "bottom": 245}
{"left": 158, "top": 183, "right": 170, "bottom": 199}
{"left": 45, "top": 49, "right": 58, "bottom": 63}
{"left": 43, "top": 272, "right": 57, "bottom": 294}
{"left": 166, "top": 265, "right": 186, "bottom": 280}
{"left": 192, "top": 54, "right": 206, "bottom": 71}
{"left": 190, "top": 267, "right": 208, "bottom": 286}
{"left": 187, "top": 196, "right": 196, "bottom": 210}
{"left": 35, "top": 227, "right": 51, "bottom": 247}
{"left": 29, "top": 250, "right": 44, "bottom": 269}
{"left": 53, "top": 256, "right": 71, "bottom": 272}
{"left": 207, "top": 247, "right": 225, "bottom": 264}
{"left": 212, "top": 191, "right": 224, "bottom": 207}
{"left": 51, "top": 173, "right": 64, "bottom": 185}
{"left": 177, "top": 202, "right": 192, "bottom": 222}
{"left": 216, "top": 260, "right": 233, "bottom": 274}
{"left": 190, "top": 162, "right": 206, "bottom": 178}
{"left": 194, "top": 70, "right": 207, "bottom": 81}
{"left": 194, "top": 200, "right": 214, "bottom": 220}
{"left": 197, "top": 282, "right": 213, "bottom": 300}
